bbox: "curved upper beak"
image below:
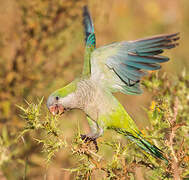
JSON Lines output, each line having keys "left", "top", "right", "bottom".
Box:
{"left": 49, "top": 104, "right": 64, "bottom": 115}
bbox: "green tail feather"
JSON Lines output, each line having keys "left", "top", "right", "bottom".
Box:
{"left": 112, "top": 127, "right": 168, "bottom": 163}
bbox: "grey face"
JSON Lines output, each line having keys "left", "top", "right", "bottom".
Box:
{"left": 47, "top": 95, "right": 64, "bottom": 115}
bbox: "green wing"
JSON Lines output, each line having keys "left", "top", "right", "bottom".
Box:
{"left": 90, "top": 33, "right": 179, "bottom": 95}
{"left": 82, "top": 6, "right": 96, "bottom": 76}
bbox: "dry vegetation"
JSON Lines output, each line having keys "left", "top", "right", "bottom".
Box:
{"left": 0, "top": 0, "right": 189, "bottom": 179}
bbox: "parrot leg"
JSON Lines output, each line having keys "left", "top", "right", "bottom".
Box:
{"left": 81, "top": 116, "right": 104, "bottom": 152}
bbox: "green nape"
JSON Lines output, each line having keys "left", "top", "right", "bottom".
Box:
{"left": 51, "top": 79, "right": 79, "bottom": 98}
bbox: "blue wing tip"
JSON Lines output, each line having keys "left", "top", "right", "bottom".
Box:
{"left": 83, "top": 6, "right": 89, "bottom": 18}
{"left": 82, "top": 5, "right": 94, "bottom": 33}
{"left": 82, "top": 5, "right": 96, "bottom": 47}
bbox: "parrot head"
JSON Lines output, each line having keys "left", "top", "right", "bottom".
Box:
{"left": 47, "top": 95, "right": 65, "bottom": 115}
{"left": 47, "top": 80, "right": 78, "bottom": 115}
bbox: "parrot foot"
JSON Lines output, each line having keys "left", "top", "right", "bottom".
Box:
{"left": 81, "top": 134, "right": 99, "bottom": 152}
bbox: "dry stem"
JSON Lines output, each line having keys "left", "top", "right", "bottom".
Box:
{"left": 166, "top": 97, "right": 181, "bottom": 180}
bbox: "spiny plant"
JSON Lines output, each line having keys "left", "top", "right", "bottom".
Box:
{"left": 17, "top": 98, "right": 67, "bottom": 162}
{"left": 0, "top": 72, "right": 189, "bottom": 179}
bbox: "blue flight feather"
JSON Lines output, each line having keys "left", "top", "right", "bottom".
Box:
{"left": 105, "top": 33, "right": 179, "bottom": 90}
{"left": 125, "top": 61, "right": 161, "bottom": 70}
{"left": 83, "top": 6, "right": 96, "bottom": 48}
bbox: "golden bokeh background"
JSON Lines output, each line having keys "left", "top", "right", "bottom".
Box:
{"left": 0, "top": 0, "right": 188, "bottom": 179}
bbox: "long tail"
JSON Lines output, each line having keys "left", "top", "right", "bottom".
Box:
{"left": 113, "top": 127, "right": 168, "bottom": 163}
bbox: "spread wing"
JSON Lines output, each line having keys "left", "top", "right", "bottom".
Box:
{"left": 82, "top": 6, "right": 96, "bottom": 76}
{"left": 90, "top": 33, "right": 179, "bottom": 95}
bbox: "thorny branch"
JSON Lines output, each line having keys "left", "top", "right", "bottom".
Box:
{"left": 166, "top": 97, "right": 183, "bottom": 180}
{"left": 1, "top": 72, "right": 188, "bottom": 179}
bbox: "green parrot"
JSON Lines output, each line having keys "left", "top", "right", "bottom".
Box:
{"left": 47, "top": 6, "right": 179, "bottom": 162}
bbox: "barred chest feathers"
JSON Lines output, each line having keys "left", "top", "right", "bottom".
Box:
{"left": 74, "top": 79, "right": 114, "bottom": 121}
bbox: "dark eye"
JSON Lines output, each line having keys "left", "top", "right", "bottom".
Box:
{"left": 55, "top": 96, "right": 59, "bottom": 100}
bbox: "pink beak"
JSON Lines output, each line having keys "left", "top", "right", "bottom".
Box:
{"left": 49, "top": 104, "right": 64, "bottom": 115}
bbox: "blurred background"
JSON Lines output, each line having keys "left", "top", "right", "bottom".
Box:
{"left": 0, "top": 0, "right": 188, "bottom": 179}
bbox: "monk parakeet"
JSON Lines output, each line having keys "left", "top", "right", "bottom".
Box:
{"left": 47, "top": 6, "right": 179, "bottom": 162}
